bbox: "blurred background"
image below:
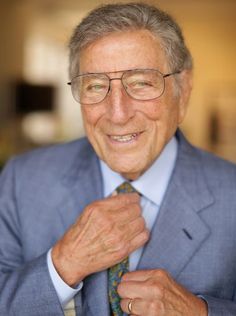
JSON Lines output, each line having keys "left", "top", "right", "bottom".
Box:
{"left": 0, "top": 0, "right": 236, "bottom": 170}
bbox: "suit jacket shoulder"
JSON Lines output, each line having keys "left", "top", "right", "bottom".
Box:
{"left": 176, "top": 130, "right": 236, "bottom": 205}
{"left": 0, "top": 137, "right": 103, "bottom": 258}
{"left": 6, "top": 137, "right": 95, "bottom": 181}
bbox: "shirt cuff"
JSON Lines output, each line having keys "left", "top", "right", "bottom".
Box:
{"left": 47, "top": 248, "right": 83, "bottom": 307}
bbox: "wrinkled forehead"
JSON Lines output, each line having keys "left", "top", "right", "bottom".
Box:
{"left": 78, "top": 29, "right": 169, "bottom": 75}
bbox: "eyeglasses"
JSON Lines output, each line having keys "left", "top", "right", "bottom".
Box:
{"left": 67, "top": 68, "right": 181, "bottom": 105}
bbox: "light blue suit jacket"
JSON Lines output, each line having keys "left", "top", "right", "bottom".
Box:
{"left": 0, "top": 130, "right": 236, "bottom": 315}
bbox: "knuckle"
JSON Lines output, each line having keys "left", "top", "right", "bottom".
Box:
{"left": 117, "top": 240, "right": 129, "bottom": 254}
{"left": 146, "top": 278, "right": 164, "bottom": 299}
{"left": 149, "top": 299, "right": 164, "bottom": 314}
{"left": 103, "top": 233, "right": 128, "bottom": 253}
{"left": 117, "top": 282, "right": 125, "bottom": 296}
{"left": 149, "top": 300, "right": 157, "bottom": 312}
{"left": 142, "top": 229, "right": 150, "bottom": 241}
{"left": 103, "top": 232, "right": 118, "bottom": 248}
{"left": 86, "top": 201, "right": 102, "bottom": 216}
{"left": 133, "top": 217, "right": 146, "bottom": 233}
{"left": 92, "top": 200, "right": 101, "bottom": 208}
{"left": 112, "top": 246, "right": 128, "bottom": 261}
{"left": 95, "top": 215, "right": 113, "bottom": 233}
{"left": 126, "top": 203, "right": 141, "bottom": 218}
{"left": 155, "top": 268, "right": 170, "bottom": 280}
{"left": 119, "top": 298, "right": 126, "bottom": 310}
{"left": 133, "top": 203, "right": 142, "bottom": 215}
{"left": 138, "top": 217, "right": 146, "bottom": 229}
{"left": 115, "top": 236, "right": 125, "bottom": 247}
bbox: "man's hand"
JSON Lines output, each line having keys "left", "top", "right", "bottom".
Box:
{"left": 118, "top": 269, "right": 208, "bottom": 316}
{"left": 52, "top": 193, "right": 149, "bottom": 286}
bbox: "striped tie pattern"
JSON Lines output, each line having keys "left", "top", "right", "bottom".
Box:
{"left": 108, "top": 182, "right": 137, "bottom": 316}
{"left": 64, "top": 298, "right": 76, "bottom": 316}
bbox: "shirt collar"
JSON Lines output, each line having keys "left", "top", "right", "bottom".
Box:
{"left": 99, "top": 136, "right": 178, "bottom": 206}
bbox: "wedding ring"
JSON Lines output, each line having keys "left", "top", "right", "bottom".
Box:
{"left": 128, "top": 299, "right": 133, "bottom": 314}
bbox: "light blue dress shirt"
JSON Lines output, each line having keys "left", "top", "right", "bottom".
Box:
{"left": 47, "top": 136, "right": 178, "bottom": 307}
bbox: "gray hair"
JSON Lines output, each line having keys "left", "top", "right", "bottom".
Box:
{"left": 69, "top": 2, "right": 193, "bottom": 79}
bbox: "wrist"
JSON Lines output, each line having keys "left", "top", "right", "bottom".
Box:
{"left": 51, "top": 244, "right": 86, "bottom": 287}
{"left": 47, "top": 249, "right": 83, "bottom": 306}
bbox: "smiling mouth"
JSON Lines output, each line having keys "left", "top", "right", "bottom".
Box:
{"left": 109, "top": 132, "right": 141, "bottom": 143}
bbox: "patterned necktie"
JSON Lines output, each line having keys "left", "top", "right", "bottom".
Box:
{"left": 108, "top": 181, "right": 137, "bottom": 316}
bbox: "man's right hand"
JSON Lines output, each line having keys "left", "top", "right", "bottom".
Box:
{"left": 51, "top": 193, "right": 149, "bottom": 287}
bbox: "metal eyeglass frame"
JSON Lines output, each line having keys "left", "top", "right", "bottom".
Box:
{"left": 67, "top": 68, "right": 181, "bottom": 105}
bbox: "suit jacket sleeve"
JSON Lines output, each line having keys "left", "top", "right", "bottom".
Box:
{"left": 203, "top": 295, "right": 236, "bottom": 315}
{"left": 0, "top": 159, "right": 64, "bottom": 316}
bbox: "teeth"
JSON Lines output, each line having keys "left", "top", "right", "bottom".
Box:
{"left": 110, "top": 133, "right": 138, "bottom": 142}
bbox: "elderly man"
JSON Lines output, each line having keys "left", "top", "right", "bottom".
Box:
{"left": 0, "top": 2, "right": 236, "bottom": 316}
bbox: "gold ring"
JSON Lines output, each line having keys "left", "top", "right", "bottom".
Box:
{"left": 128, "top": 299, "right": 133, "bottom": 314}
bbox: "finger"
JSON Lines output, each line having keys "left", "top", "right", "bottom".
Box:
{"left": 121, "top": 216, "right": 147, "bottom": 241}
{"left": 112, "top": 202, "right": 142, "bottom": 224}
{"left": 102, "top": 227, "right": 149, "bottom": 265}
{"left": 118, "top": 280, "right": 147, "bottom": 299}
{"left": 79, "top": 193, "right": 140, "bottom": 223}
{"left": 120, "top": 298, "right": 145, "bottom": 316}
{"left": 118, "top": 277, "right": 165, "bottom": 300}
{"left": 128, "top": 229, "right": 150, "bottom": 253}
{"left": 108, "top": 192, "right": 140, "bottom": 205}
{"left": 97, "top": 192, "right": 140, "bottom": 211}
{"left": 118, "top": 272, "right": 181, "bottom": 305}
{"left": 121, "top": 297, "right": 170, "bottom": 316}
{"left": 99, "top": 217, "right": 146, "bottom": 256}
{"left": 120, "top": 298, "right": 135, "bottom": 314}
{"left": 122, "top": 269, "right": 156, "bottom": 282}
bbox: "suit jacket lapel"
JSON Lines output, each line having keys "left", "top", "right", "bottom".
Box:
{"left": 138, "top": 131, "right": 214, "bottom": 278}
{"left": 58, "top": 139, "right": 103, "bottom": 231}
{"left": 55, "top": 139, "right": 109, "bottom": 316}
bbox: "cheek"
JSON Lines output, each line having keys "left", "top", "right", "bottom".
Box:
{"left": 157, "top": 95, "right": 181, "bottom": 125}
{"left": 143, "top": 99, "right": 181, "bottom": 145}
{"left": 140, "top": 101, "right": 169, "bottom": 131}
{"left": 81, "top": 106, "right": 103, "bottom": 133}
{"left": 140, "top": 101, "right": 161, "bottom": 121}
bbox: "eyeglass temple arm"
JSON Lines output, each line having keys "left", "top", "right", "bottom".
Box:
{"left": 163, "top": 70, "right": 181, "bottom": 78}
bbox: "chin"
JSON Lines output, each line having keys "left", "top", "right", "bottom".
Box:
{"left": 106, "top": 156, "right": 145, "bottom": 179}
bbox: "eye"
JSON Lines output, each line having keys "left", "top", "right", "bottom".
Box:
{"left": 137, "top": 80, "right": 152, "bottom": 87}
{"left": 128, "top": 79, "right": 154, "bottom": 89}
{"left": 82, "top": 80, "right": 108, "bottom": 94}
{"left": 86, "top": 83, "right": 106, "bottom": 91}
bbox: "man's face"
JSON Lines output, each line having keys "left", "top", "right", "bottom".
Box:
{"left": 79, "top": 30, "right": 191, "bottom": 180}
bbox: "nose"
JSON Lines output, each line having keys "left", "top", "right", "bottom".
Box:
{"left": 106, "top": 79, "right": 135, "bottom": 124}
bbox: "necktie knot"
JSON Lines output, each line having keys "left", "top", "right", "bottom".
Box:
{"left": 116, "top": 181, "right": 137, "bottom": 194}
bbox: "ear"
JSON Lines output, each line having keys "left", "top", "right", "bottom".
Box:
{"left": 177, "top": 69, "right": 193, "bottom": 124}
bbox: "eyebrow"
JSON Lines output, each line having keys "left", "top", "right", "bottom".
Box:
{"left": 79, "top": 68, "right": 159, "bottom": 76}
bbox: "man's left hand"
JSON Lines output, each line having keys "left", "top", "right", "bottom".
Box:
{"left": 118, "top": 269, "right": 208, "bottom": 316}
